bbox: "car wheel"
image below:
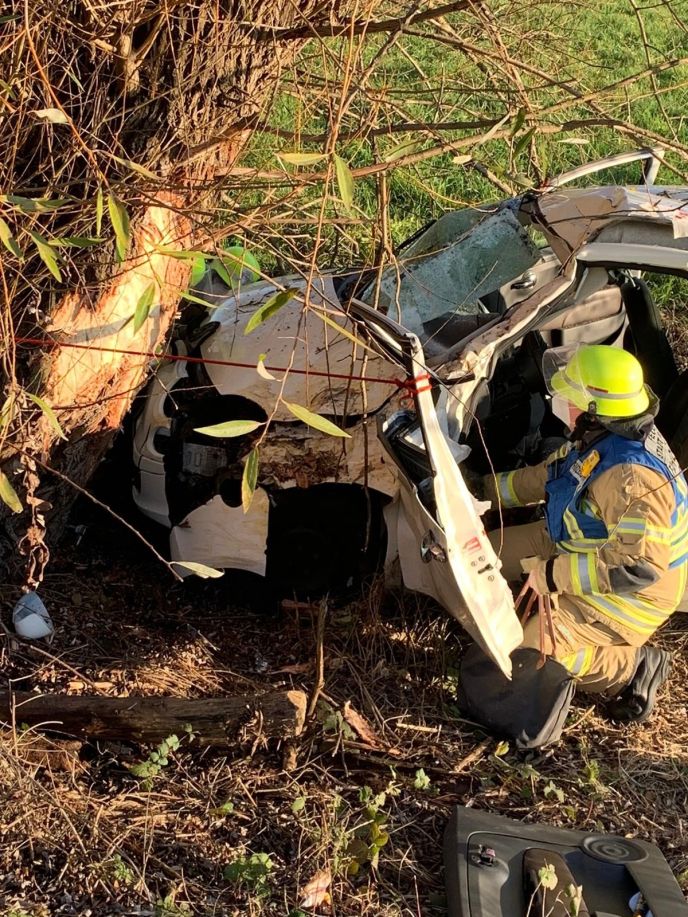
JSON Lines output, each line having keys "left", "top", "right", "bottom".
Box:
{"left": 266, "top": 485, "right": 387, "bottom": 599}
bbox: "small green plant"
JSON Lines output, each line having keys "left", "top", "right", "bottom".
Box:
{"left": 413, "top": 768, "right": 432, "bottom": 791}
{"left": 210, "top": 799, "right": 235, "bottom": 817}
{"left": 223, "top": 852, "right": 274, "bottom": 898}
{"left": 543, "top": 779, "right": 565, "bottom": 803}
{"left": 105, "top": 852, "right": 136, "bottom": 886}
{"left": 344, "top": 786, "right": 390, "bottom": 876}
{"left": 292, "top": 795, "right": 307, "bottom": 814}
{"left": 154, "top": 894, "right": 191, "bottom": 916}
{"left": 579, "top": 758, "right": 609, "bottom": 798}
{"left": 129, "top": 734, "right": 181, "bottom": 786}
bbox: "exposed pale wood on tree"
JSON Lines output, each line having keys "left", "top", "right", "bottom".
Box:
{"left": 1, "top": 690, "right": 308, "bottom": 746}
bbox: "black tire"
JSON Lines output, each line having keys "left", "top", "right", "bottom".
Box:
{"left": 265, "top": 484, "right": 387, "bottom": 599}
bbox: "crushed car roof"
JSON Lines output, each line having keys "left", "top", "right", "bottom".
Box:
{"left": 533, "top": 184, "right": 688, "bottom": 258}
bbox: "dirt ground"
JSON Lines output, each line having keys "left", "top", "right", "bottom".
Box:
{"left": 1, "top": 478, "right": 688, "bottom": 916}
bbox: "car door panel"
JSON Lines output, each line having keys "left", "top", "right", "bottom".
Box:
{"left": 352, "top": 299, "right": 523, "bottom": 676}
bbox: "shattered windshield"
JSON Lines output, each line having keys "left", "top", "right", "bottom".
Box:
{"left": 361, "top": 208, "right": 539, "bottom": 339}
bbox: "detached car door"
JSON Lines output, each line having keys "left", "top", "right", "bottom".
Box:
{"left": 349, "top": 300, "right": 522, "bottom": 677}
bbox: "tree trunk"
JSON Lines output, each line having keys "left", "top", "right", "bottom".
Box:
{"left": 1, "top": 690, "right": 307, "bottom": 746}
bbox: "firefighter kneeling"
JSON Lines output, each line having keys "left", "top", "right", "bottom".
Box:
{"left": 461, "top": 345, "right": 687, "bottom": 748}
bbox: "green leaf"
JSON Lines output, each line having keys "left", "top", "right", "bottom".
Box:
{"left": 107, "top": 193, "right": 130, "bottom": 262}
{"left": 34, "top": 107, "right": 69, "bottom": 124}
{"left": 193, "top": 419, "right": 263, "bottom": 438}
{"left": 29, "top": 231, "right": 62, "bottom": 281}
{"left": 95, "top": 188, "right": 103, "bottom": 235}
{"left": 4, "top": 195, "right": 69, "bottom": 212}
{"left": 133, "top": 283, "right": 156, "bottom": 334}
{"left": 49, "top": 236, "right": 102, "bottom": 248}
{"left": 291, "top": 796, "right": 306, "bottom": 814}
{"left": 494, "top": 740, "right": 510, "bottom": 757}
{"left": 383, "top": 140, "right": 424, "bottom": 163}
{"left": 510, "top": 107, "right": 527, "bottom": 137}
{"left": 311, "top": 308, "right": 373, "bottom": 352}
{"left": 283, "top": 401, "right": 351, "bottom": 438}
{"left": 241, "top": 448, "right": 259, "bottom": 513}
{"left": 244, "top": 288, "right": 297, "bottom": 335}
{"left": 0, "top": 470, "right": 22, "bottom": 513}
{"left": 109, "top": 153, "right": 157, "bottom": 180}
{"left": 26, "top": 392, "right": 67, "bottom": 440}
{"left": 277, "top": 152, "right": 326, "bottom": 166}
{"left": 514, "top": 127, "right": 536, "bottom": 158}
{"left": 210, "top": 257, "right": 233, "bottom": 287}
{"left": 0, "top": 216, "right": 22, "bottom": 258}
{"left": 189, "top": 255, "right": 206, "bottom": 287}
{"left": 172, "top": 561, "right": 224, "bottom": 578}
{"left": 334, "top": 154, "right": 354, "bottom": 211}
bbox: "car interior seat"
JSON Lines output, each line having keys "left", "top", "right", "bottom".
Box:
{"left": 621, "top": 277, "right": 679, "bottom": 399}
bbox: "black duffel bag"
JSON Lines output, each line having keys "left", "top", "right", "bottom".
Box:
{"left": 459, "top": 645, "right": 575, "bottom": 749}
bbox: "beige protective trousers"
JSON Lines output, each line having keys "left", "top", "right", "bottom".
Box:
{"left": 489, "top": 521, "right": 639, "bottom": 694}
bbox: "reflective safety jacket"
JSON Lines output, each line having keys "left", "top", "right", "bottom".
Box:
{"left": 486, "top": 426, "right": 688, "bottom": 645}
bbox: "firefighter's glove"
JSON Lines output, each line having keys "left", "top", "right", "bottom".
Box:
{"left": 520, "top": 555, "right": 557, "bottom": 596}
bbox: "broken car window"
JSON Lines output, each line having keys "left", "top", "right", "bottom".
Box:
{"left": 360, "top": 208, "right": 540, "bottom": 339}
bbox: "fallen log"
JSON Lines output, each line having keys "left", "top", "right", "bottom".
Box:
{"left": 0, "top": 690, "right": 307, "bottom": 747}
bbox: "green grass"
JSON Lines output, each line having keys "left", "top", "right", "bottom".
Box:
{"left": 230, "top": 0, "right": 688, "bottom": 276}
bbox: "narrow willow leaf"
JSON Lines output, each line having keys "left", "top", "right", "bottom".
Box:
{"left": 5, "top": 195, "right": 69, "bottom": 213}
{"left": 278, "top": 152, "right": 326, "bottom": 166}
{"left": 244, "top": 288, "right": 297, "bottom": 335}
{"left": 256, "top": 354, "right": 277, "bottom": 381}
{"left": 50, "top": 236, "right": 102, "bottom": 248}
{"left": 133, "top": 283, "right": 156, "bottom": 334}
{"left": 109, "top": 153, "right": 157, "bottom": 180}
{"left": 34, "top": 107, "right": 69, "bottom": 124}
{"left": 241, "top": 448, "right": 259, "bottom": 513}
{"left": 311, "top": 308, "right": 374, "bottom": 353}
{"left": 0, "top": 471, "right": 22, "bottom": 513}
{"left": 193, "top": 419, "right": 264, "bottom": 438}
{"left": 556, "top": 137, "right": 589, "bottom": 145}
{"left": 451, "top": 154, "right": 472, "bottom": 166}
{"left": 0, "top": 396, "right": 16, "bottom": 431}
{"left": 29, "top": 231, "right": 62, "bottom": 281}
{"left": 510, "top": 107, "right": 527, "bottom": 137}
{"left": 0, "top": 216, "right": 22, "bottom": 258}
{"left": 107, "top": 192, "right": 130, "bottom": 262}
{"left": 172, "top": 561, "right": 224, "bottom": 579}
{"left": 153, "top": 246, "right": 210, "bottom": 259}
{"left": 513, "top": 127, "right": 536, "bottom": 158}
{"left": 334, "top": 154, "right": 354, "bottom": 211}
{"left": 382, "top": 140, "right": 423, "bottom": 163}
{"left": 26, "top": 392, "right": 67, "bottom": 440}
{"left": 284, "top": 401, "right": 351, "bottom": 438}
{"left": 95, "top": 188, "right": 103, "bottom": 235}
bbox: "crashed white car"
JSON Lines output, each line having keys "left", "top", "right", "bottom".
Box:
{"left": 132, "top": 149, "right": 688, "bottom": 674}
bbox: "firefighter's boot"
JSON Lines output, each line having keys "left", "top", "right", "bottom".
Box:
{"left": 606, "top": 646, "right": 671, "bottom": 724}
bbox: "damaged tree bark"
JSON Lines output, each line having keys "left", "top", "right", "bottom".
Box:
{"left": 1, "top": 690, "right": 307, "bottom": 746}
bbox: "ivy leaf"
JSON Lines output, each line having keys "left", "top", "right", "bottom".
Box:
{"left": 29, "top": 231, "right": 62, "bottom": 281}
{"left": 107, "top": 193, "right": 130, "bottom": 262}
{"left": 244, "top": 288, "right": 298, "bottom": 335}
{"left": 0, "top": 216, "right": 22, "bottom": 258}
{"left": 172, "top": 561, "right": 224, "bottom": 579}
{"left": 241, "top": 448, "right": 259, "bottom": 513}
{"left": 34, "top": 107, "right": 69, "bottom": 124}
{"left": 0, "top": 470, "right": 22, "bottom": 513}
{"left": 334, "top": 154, "right": 354, "bottom": 211}
{"left": 284, "top": 401, "right": 351, "bottom": 438}
{"left": 133, "top": 283, "right": 156, "bottom": 334}
{"left": 193, "top": 419, "right": 264, "bottom": 438}
{"left": 26, "top": 392, "right": 67, "bottom": 440}
{"left": 95, "top": 188, "right": 103, "bottom": 235}
{"left": 277, "top": 152, "right": 325, "bottom": 166}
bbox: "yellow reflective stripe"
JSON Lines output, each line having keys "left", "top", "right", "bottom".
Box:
{"left": 568, "top": 552, "right": 600, "bottom": 595}
{"left": 563, "top": 506, "right": 585, "bottom": 540}
{"left": 558, "top": 538, "right": 607, "bottom": 554}
{"left": 495, "top": 470, "right": 522, "bottom": 508}
{"left": 562, "top": 647, "right": 596, "bottom": 677}
{"left": 583, "top": 592, "right": 670, "bottom": 635}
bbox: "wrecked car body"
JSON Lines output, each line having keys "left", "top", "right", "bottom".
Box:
{"left": 132, "top": 148, "right": 688, "bottom": 674}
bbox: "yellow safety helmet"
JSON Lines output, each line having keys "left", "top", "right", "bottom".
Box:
{"left": 543, "top": 344, "right": 650, "bottom": 418}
